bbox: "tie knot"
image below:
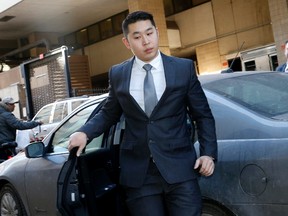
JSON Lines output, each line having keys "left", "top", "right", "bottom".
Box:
{"left": 143, "top": 64, "right": 152, "bottom": 72}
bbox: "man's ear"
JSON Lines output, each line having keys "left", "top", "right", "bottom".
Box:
{"left": 122, "top": 37, "right": 131, "bottom": 49}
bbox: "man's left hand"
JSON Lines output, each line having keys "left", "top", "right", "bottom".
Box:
{"left": 194, "top": 156, "right": 215, "bottom": 177}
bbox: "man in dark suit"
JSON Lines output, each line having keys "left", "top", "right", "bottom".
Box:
{"left": 69, "top": 11, "right": 217, "bottom": 216}
{"left": 276, "top": 40, "right": 288, "bottom": 72}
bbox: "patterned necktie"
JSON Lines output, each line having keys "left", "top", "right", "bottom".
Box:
{"left": 143, "top": 64, "right": 158, "bottom": 116}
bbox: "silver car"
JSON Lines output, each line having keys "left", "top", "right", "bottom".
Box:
{"left": 0, "top": 72, "right": 288, "bottom": 216}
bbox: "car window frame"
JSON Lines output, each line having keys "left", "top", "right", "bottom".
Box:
{"left": 45, "top": 99, "right": 109, "bottom": 155}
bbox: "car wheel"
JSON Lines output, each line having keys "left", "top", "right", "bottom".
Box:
{"left": 0, "top": 184, "right": 27, "bottom": 216}
{"left": 202, "top": 202, "right": 234, "bottom": 216}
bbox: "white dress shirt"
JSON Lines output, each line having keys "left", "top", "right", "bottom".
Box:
{"left": 129, "top": 51, "right": 166, "bottom": 111}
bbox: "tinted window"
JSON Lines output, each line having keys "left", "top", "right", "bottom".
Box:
{"left": 88, "top": 24, "right": 101, "bottom": 43}
{"left": 112, "top": 13, "right": 126, "bottom": 35}
{"left": 203, "top": 73, "right": 288, "bottom": 118}
{"left": 76, "top": 29, "right": 88, "bottom": 46}
{"left": 100, "top": 19, "right": 113, "bottom": 39}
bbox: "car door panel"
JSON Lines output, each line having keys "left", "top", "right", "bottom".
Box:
{"left": 25, "top": 154, "right": 68, "bottom": 215}
{"left": 198, "top": 138, "right": 288, "bottom": 215}
{"left": 79, "top": 148, "right": 118, "bottom": 215}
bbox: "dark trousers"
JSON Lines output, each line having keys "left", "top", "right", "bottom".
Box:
{"left": 125, "top": 160, "right": 202, "bottom": 216}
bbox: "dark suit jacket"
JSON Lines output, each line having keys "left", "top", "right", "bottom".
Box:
{"left": 80, "top": 53, "right": 217, "bottom": 187}
{"left": 276, "top": 63, "right": 287, "bottom": 72}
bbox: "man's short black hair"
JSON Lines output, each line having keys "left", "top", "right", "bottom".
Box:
{"left": 122, "top": 11, "right": 156, "bottom": 38}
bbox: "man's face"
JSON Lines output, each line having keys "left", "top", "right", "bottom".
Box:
{"left": 122, "top": 20, "right": 159, "bottom": 63}
{"left": 6, "top": 103, "right": 15, "bottom": 112}
{"left": 285, "top": 43, "right": 288, "bottom": 59}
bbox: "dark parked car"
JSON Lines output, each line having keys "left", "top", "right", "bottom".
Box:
{"left": 0, "top": 71, "right": 288, "bottom": 216}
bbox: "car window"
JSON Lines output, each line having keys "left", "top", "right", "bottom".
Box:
{"left": 72, "top": 99, "right": 88, "bottom": 110}
{"left": 203, "top": 73, "right": 288, "bottom": 118}
{"left": 33, "top": 104, "right": 54, "bottom": 124}
{"left": 51, "top": 103, "right": 102, "bottom": 153}
{"left": 52, "top": 102, "right": 67, "bottom": 123}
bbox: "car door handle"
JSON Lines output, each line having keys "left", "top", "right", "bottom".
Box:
{"left": 35, "top": 207, "right": 47, "bottom": 213}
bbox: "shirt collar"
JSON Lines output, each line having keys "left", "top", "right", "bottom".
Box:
{"left": 134, "top": 50, "right": 161, "bottom": 70}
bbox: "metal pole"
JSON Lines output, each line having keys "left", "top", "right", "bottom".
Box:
{"left": 61, "top": 46, "right": 72, "bottom": 97}
{"left": 20, "top": 64, "right": 34, "bottom": 120}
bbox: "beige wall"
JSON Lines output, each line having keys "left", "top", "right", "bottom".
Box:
{"left": 169, "top": 2, "right": 216, "bottom": 58}
{"left": 84, "top": 35, "right": 132, "bottom": 77}
{"left": 196, "top": 41, "right": 221, "bottom": 73}
{"left": 168, "top": 2, "right": 219, "bottom": 72}
{"left": 212, "top": 0, "right": 271, "bottom": 39}
{"left": 212, "top": 0, "right": 274, "bottom": 70}
{"left": 173, "top": 3, "right": 216, "bottom": 48}
{"left": 0, "top": 66, "right": 24, "bottom": 88}
{"left": 166, "top": 0, "right": 274, "bottom": 73}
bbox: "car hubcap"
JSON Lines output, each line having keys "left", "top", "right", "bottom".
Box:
{"left": 1, "top": 192, "right": 18, "bottom": 216}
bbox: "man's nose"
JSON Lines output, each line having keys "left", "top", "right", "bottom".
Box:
{"left": 143, "top": 36, "right": 149, "bottom": 45}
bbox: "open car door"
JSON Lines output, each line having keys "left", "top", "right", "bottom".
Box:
{"left": 57, "top": 146, "right": 119, "bottom": 215}
{"left": 57, "top": 111, "right": 128, "bottom": 216}
{"left": 57, "top": 147, "right": 88, "bottom": 215}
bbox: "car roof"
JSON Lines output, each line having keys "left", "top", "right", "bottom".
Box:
{"left": 198, "top": 71, "right": 274, "bottom": 84}
{"left": 67, "top": 93, "right": 108, "bottom": 112}
{"left": 53, "top": 95, "right": 91, "bottom": 102}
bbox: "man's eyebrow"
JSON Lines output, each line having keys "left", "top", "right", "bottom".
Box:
{"left": 145, "top": 27, "right": 154, "bottom": 32}
{"left": 131, "top": 27, "right": 154, "bottom": 36}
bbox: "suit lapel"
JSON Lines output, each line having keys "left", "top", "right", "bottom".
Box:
{"left": 121, "top": 57, "right": 134, "bottom": 94}
{"left": 158, "top": 54, "right": 176, "bottom": 103}
{"left": 121, "top": 57, "right": 146, "bottom": 114}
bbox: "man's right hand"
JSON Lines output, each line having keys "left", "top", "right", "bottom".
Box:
{"left": 68, "top": 132, "right": 88, "bottom": 156}
{"left": 37, "top": 121, "right": 44, "bottom": 125}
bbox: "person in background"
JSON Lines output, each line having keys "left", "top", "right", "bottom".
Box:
{"left": 276, "top": 40, "right": 288, "bottom": 72}
{"left": 0, "top": 96, "right": 42, "bottom": 145}
{"left": 68, "top": 11, "right": 217, "bottom": 216}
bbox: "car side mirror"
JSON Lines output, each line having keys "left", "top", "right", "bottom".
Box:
{"left": 25, "top": 142, "right": 45, "bottom": 158}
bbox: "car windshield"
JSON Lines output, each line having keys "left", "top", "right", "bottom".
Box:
{"left": 202, "top": 73, "right": 288, "bottom": 119}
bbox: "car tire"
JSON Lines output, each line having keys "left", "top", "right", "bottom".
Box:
{"left": 202, "top": 202, "right": 234, "bottom": 216}
{"left": 0, "top": 183, "right": 27, "bottom": 216}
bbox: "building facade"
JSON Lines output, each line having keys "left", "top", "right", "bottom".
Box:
{"left": 0, "top": 0, "right": 288, "bottom": 87}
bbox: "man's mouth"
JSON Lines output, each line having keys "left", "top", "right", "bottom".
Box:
{"left": 145, "top": 48, "right": 153, "bottom": 53}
